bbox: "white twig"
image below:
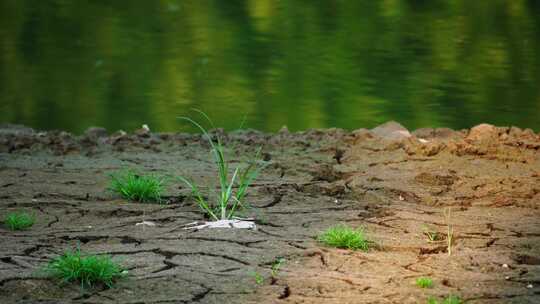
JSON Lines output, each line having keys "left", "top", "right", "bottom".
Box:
{"left": 181, "top": 219, "right": 257, "bottom": 231}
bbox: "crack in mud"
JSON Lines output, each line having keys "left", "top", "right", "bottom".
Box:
{"left": 191, "top": 287, "right": 212, "bottom": 302}
{"left": 259, "top": 194, "right": 283, "bottom": 208}
{"left": 179, "top": 236, "right": 267, "bottom": 248}
{"left": 152, "top": 260, "right": 180, "bottom": 274}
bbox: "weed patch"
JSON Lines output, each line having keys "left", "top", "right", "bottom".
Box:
{"left": 109, "top": 170, "right": 164, "bottom": 203}
{"left": 415, "top": 277, "right": 434, "bottom": 288}
{"left": 4, "top": 212, "right": 35, "bottom": 230}
{"left": 318, "top": 224, "right": 370, "bottom": 251}
{"left": 46, "top": 248, "right": 126, "bottom": 288}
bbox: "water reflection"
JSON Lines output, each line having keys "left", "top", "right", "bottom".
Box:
{"left": 1, "top": 0, "right": 539, "bottom": 133}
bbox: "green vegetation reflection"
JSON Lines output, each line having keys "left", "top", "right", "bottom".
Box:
{"left": 1, "top": 1, "right": 540, "bottom": 133}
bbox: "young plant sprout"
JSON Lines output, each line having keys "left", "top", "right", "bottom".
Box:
{"left": 250, "top": 271, "right": 264, "bottom": 285}
{"left": 178, "top": 111, "right": 267, "bottom": 229}
{"left": 271, "top": 257, "right": 286, "bottom": 278}
{"left": 422, "top": 225, "right": 443, "bottom": 242}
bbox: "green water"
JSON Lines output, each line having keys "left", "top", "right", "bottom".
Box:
{"left": 1, "top": 0, "right": 540, "bottom": 134}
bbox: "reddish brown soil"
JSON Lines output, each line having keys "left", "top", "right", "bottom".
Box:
{"left": 0, "top": 122, "right": 539, "bottom": 303}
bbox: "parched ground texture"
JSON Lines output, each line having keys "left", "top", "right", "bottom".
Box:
{"left": 0, "top": 122, "right": 539, "bottom": 304}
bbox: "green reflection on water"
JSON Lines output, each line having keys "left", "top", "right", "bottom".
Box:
{"left": 1, "top": 0, "right": 539, "bottom": 133}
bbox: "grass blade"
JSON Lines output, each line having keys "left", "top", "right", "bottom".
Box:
{"left": 177, "top": 176, "right": 218, "bottom": 221}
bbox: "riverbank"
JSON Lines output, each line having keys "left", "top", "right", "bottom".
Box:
{"left": 0, "top": 122, "right": 539, "bottom": 303}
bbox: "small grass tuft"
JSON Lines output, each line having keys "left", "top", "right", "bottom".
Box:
{"left": 109, "top": 170, "right": 164, "bottom": 203}
{"left": 415, "top": 276, "right": 434, "bottom": 288}
{"left": 318, "top": 224, "right": 370, "bottom": 251}
{"left": 4, "top": 212, "right": 35, "bottom": 230}
{"left": 427, "top": 295, "right": 463, "bottom": 304}
{"left": 46, "top": 248, "right": 126, "bottom": 288}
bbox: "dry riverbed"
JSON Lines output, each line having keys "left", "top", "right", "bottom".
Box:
{"left": 0, "top": 122, "right": 539, "bottom": 303}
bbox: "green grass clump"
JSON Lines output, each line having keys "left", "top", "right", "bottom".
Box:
{"left": 427, "top": 295, "right": 463, "bottom": 304}
{"left": 177, "top": 111, "right": 267, "bottom": 221}
{"left": 318, "top": 224, "right": 370, "bottom": 251}
{"left": 109, "top": 170, "right": 164, "bottom": 203}
{"left": 4, "top": 212, "right": 35, "bottom": 230}
{"left": 47, "top": 248, "right": 126, "bottom": 288}
{"left": 416, "top": 277, "right": 434, "bottom": 288}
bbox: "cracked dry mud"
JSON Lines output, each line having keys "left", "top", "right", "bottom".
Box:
{"left": 0, "top": 122, "right": 539, "bottom": 303}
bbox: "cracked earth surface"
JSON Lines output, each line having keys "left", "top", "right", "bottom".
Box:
{"left": 0, "top": 122, "right": 539, "bottom": 303}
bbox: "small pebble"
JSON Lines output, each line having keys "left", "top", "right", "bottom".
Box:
{"left": 526, "top": 283, "right": 533, "bottom": 289}
{"left": 505, "top": 276, "right": 510, "bottom": 280}
{"left": 502, "top": 263, "right": 509, "bottom": 268}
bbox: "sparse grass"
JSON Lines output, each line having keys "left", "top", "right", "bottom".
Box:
{"left": 4, "top": 212, "right": 35, "bottom": 230}
{"left": 250, "top": 258, "right": 286, "bottom": 286}
{"left": 415, "top": 277, "right": 434, "bottom": 288}
{"left": 177, "top": 111, "right": 267, "bottom": 221}
{"left": 318, "top": 224, "right": 370, "bottom": 251}
{"left": 427, "top": 295, "right": 463, "bottom": 304}
{"left": 109, "top": 170, "right": 164, "bottom": 203}
{"left": 46, "top": 248, "right": 126, "bottom": 288}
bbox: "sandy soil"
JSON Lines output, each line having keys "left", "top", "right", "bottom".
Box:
{"left": 0, "top": 122, "right": 539, "bottom": 304}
